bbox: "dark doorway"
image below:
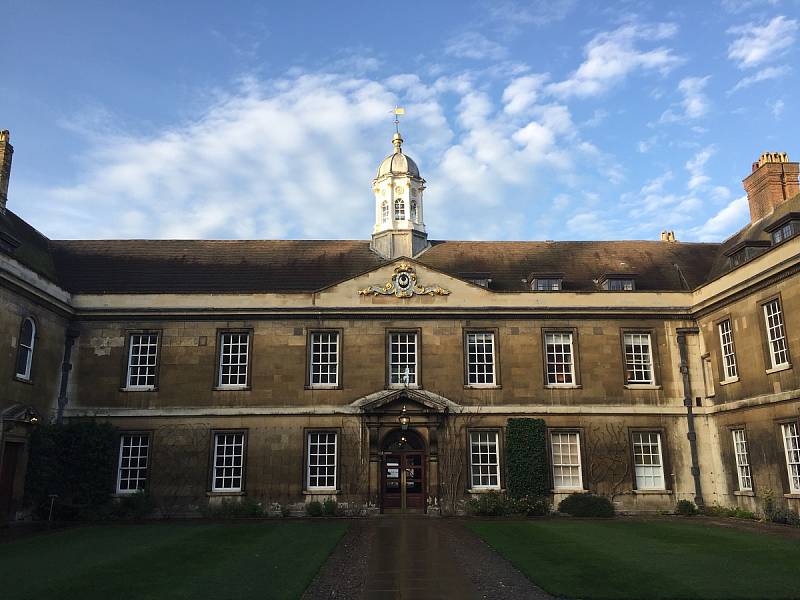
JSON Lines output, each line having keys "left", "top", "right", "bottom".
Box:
{"left": 381, "top": 429, "right": 426, "bottom": 513}
{"left": 0, "top": 442, "right": 23, "bottom": 520}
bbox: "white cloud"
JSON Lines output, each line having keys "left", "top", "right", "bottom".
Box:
{"left": 686, "top": 146, "right": 716, "bottom": 190}
{"left": 770, "top": 98, "right": 785, "bottom": 117}
{"left": 445, "top": 32, "right": 507, "bottom": 61}
{"left": 502, "top": 74, "right": 549, "bottom": 115}
{"left": 690, "top": 195, "right": 749, "bottom": 240}
{"left": 727, "top": 16, "right": 798, "bottom": 68}
{"left": 659, "top": 76, "right": 711, "bottom": 123}
{"left": 547, "top": 22, "right": 681, "bottom": 98}
{"left": 488, "top": 0, "right": 576, "bottom": 27}
{"left": 728, "top": 65, "right": 790, "bottom": 92}
{"left": 721, "top": 0, "right": 781, "bottom": 14}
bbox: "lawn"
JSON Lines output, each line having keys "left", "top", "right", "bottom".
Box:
{"left": 468, "top": 519, "right": 800, "bottom": 599}
{"left": 0, "top": 521, "right": 348, "bottom": 600}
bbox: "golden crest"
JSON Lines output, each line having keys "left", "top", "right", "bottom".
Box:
{"left": 358, "top": 263, "right": 451, "bottom": 298}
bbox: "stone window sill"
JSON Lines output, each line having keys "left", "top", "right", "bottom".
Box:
{"left": 545, "top": 384, "right": 582, "bottom": 390}
{"left": 719, "top": 377, "right": 740, "bottom": 386}
{"left": 464, "top": 384, "right": 502, "bottom": 390}
{"left": 388, "top": 384, "right": 420, "bottom": 390}
{"left": 120, "top": 387, "right": 158, "bottom": 392}
{"left": 303, "top": 490, "right": 340, "bottom": 496}
{"left": 784, "top": 493, "right": 800, "bottom": 500}
{"left": 13, "top": 376, "right": 33, "bottom": 385}
{"left": 624, "top": 384, "right": 662, "bottom": 390}
{"left": 213, "top": 386, "right": 251, "bottom": 392}
{"left": 766, "top": 363, "right": 792, "bottom": 374}
{"left": 206, "top": 491, "right": 245, "bottom": 497}
{"left": 304, "top": 385, "right": 342, "bottom": 391}
{"left": 633, "top": 489, "right": 672, "bottom": 495}
{"left": 552, "top": 488, "right": 588, "bottom": 494}
{"left": 467, "top": 487, "right": 505, "bottom": 494}
{"left": 734, "top": 490, "right": 755, "bottom": 497}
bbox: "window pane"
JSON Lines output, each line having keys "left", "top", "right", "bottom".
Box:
{"left": 545, "top": 332, "right": 574, "bottom": 385}
{"left": 731, "top": 429, "right": 752, "bottom": 491}
{"left": 551, "top": 432, "right": 582, "bottom": 489}
{"left": 213, "top": 432, "right": 245, "bottom": 491}
{"left": 310, "top": 332, "right": 339, "bottom": 386}
{"left": 218, "top": 332, "right": 249, "bottom": 387}
{"left": 718, "top": 320, "right": 738, "bottom": 380}
{"left": 764, "top": 300, "right": 789, "bottom": 368}
{"left": 632, "top": 432, "right": 665, "bottom": 489}
{"left": 15, "top": 318, "right": 35, "bottom": 379}
{"left": 624, "top": 333, "right": 654, "bottom": 384}
{"left": 782, "top": 423, "right": 800, "bottom": 494}
{"left": 470, "top": 431, "right": 499, "bottom": 488}
{"left": 389, "top": 333, "right": 417, "bottom": 384}
{"left": 117, "top": 434, "right": 149, "bottom": 493}
{"left": 126, "top": 333, "right": 159, "bottom": 388}
{"left": 466, "top": 332, "right": 495, "bottom": 385}
{"left": 307, "top": 432, "right": 337, "bottom": 489}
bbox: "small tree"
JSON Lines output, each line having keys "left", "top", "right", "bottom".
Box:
{"left": 505, "top": 418, "right": 549, "bottom": 499}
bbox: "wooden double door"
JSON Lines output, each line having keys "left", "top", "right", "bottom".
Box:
{"left": 381, "top": 451, "right": 425, "bottom": 513}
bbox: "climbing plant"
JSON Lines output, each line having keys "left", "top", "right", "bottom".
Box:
{"left": 505, "top": 418, "right": 549, "bottom": 499}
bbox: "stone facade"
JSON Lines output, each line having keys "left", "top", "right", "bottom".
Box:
{"left": 1, "top": 132, "right": 800, "bottom": 519}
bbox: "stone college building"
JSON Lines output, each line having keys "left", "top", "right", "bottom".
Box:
{"left": 1, "top": 127, "right": 799, "bottom": 518}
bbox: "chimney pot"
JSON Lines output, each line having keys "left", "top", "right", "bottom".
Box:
{"left": 743, "top": 151, "right": 799, "bottom": 223}
{"left": 0, "top": 129, "right": 13, "bottom": 214}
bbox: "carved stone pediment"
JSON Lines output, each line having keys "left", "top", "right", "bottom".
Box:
{"left": 358, "top": 261, "right": 450, "bottom": 298}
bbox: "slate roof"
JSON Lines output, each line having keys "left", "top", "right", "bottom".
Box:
{"left": 3, "top": 192, "right": 798, "bottom": 295}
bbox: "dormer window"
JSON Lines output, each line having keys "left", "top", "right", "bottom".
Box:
{"left": 533, "top": 278, "right": 562, "bottom": 291}
{"left": 460, "top": 272, "right": 491, "bottom": 288}
{"left": 394, "top": 198, "right": 405, "bottom": 220}
{"left": 724, "top": 240, "right": 770, "bottom": 269}
{"left": 599, "top": 275, "right": 636, "bottom": 291}
{"left": 765, "top": 213, "right": 800, "bottom": 245}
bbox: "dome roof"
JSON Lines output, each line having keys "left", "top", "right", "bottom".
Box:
{"left": 376, "top": 132, "right": 420, "bottom": 178}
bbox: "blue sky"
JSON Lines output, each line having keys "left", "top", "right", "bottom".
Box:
{"left": 3, "top": 0, "right": 799, "bottom": 242}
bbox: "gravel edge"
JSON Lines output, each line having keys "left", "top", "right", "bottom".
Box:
{"left": 302, "top": 520, "right": 373, "bottom": 600}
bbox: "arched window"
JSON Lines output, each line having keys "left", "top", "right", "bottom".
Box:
{"left": 394, "top": 198, "right": 405, "bottom": 221}
{"left": 410, "top": 200, "right": 418, "bottom": 222}
{"left": 381, "top": 201, "right": 389, "bottom": 223}
{"left": 15, "top": 317, "right": 35, "bottom": 380}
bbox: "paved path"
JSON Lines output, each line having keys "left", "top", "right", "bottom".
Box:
{"left": 304, "top": 517, "right": 551, "bottom": 600}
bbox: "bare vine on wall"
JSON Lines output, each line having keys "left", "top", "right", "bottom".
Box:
{"left": 437, "top": 408, "right": 477, "bottom": 515}
{"left": 151, "top": 423, "right": 211, "bottom": 515}
{"left": 583, "top": 422, "right": 631, "bottom": 501}
{"left": 339, "top": 420, "right": 370, "bottom": 503}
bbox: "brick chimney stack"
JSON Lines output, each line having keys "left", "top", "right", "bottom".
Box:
{"left": 0, "top": 130, "right": 12, "bottom": 214}
{"left": 742, "top": 152, "right": 799, "bottom": 223}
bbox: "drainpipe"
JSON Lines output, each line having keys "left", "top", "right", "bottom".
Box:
{"left": 56, "top": 326, "right": 80, "bottom": 424}
{"left": 676, "top": 327, "right": 704, "bottom": 508}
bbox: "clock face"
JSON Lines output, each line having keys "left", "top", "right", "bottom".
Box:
{"left": 395, "top": 186, "right": 404, "bottom": 194}
{"left": 396, "top": 272, "right": 412, "bottom": 291}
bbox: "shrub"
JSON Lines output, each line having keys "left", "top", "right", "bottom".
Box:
{"left": 112, "top": 492, "right": 156, "bottom": 519}
{"left": 25, "top": 422, "right": 119, "bottom": 520}
{"left": 306, "top": 501, "right": 323, "bottom": 517}
{"left": 558, "top": 493, "right": 615, "bottom": 518}
{"left": 322, "top": 499, "right": 338, "bottom": 517}
{"left": 676, "top": 499, "right": 698, "bottom": 516}
{"left": 510, "top": 495, "right": 550, "bottom": 516}
{"left": 205, "top": 497, "right": 264, "bottom": 518}
{"left": 465, "top": 491, "right": 508, "bottom": 516}
{"left": 505, "top": 419, "right": 549, "bottom": 500}
{"left": 700, "top": 504, "right": 757, "bottom": 521}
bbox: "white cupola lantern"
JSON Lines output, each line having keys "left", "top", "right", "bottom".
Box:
{"left": 370, "top": 128, "right": 429, "bottom": 259}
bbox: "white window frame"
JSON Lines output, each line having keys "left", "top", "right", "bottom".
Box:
{"left": 466, "top": 332, "right": 496, "bottom": 386}
{"left": 632, "top": 431, "right": 666, "bottom": 490}
{"left": 212, "top": 432, "right": 245, "bottom": 492}
{"left": 389, "top": 332, "right": 418, "bottom": 387}
{"left": 731, "top": 428, "right": 752, "bottom": 492}
{"left": 217, "top": 331, "right": 250, "bottom": 389}
{"left": 551, "top": 431, "right": 583, "bottom": 490}
{"left": 309, "top": 331, "right": 340, "bottom": 388}
{"left": 718, "top": 320, "right": 738, "bottom": 381}
{"left": 381, "top": 200, "right": 389, "bottom": 223}
{"left": 469, "top": 431, "right": 500, "bottom": 490}
{"left": 307, "top": 431, "right": 338, "bottom": 491}
{"left": 782, "top": 422, "right": 800, "bottom": 494}
{"left": 125, "top": 332, "right": 159, "bottom": 390}
{"left": 763, "top": 299, "right": 790, "bottom": 369}
{"left": 533, "top": 278, "right": 562, "bottom": 291}
{"left": 623, "top": 332, "right": 655, "bottom": 385}
{"left": 605, "top": 278, "right": 634, "bottom": 291}
{"left": 15, "top": 317, "right": 36, "bottom": 380}
{"left": 394, "top": 197, "right": 405, "bottom": 220}
{"left": 545, "top": 332, "right": 576, "bottom": 386}
{"left": 116, "top": 434, "right": 150, "bottom": 494}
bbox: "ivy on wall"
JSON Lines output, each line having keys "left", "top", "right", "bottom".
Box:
{"left": 25, "top": 421, "right": 118, "bottom": 518}
{"left": 505, "top": 418, "right": 549, "bottom": 499}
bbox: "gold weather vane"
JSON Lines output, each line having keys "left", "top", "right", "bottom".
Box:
{"left": 391, "top": 106, "right": 405, "bottom": 133}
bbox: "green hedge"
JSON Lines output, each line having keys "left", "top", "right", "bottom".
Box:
{"left": 558, "top": 493, "right": 615, "bottom": 517}
{"left": 25, "top": 421, "right": 119, "bottom": 519}
{"left": 505, "top": 418, "right": 549, "bottom": 499}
